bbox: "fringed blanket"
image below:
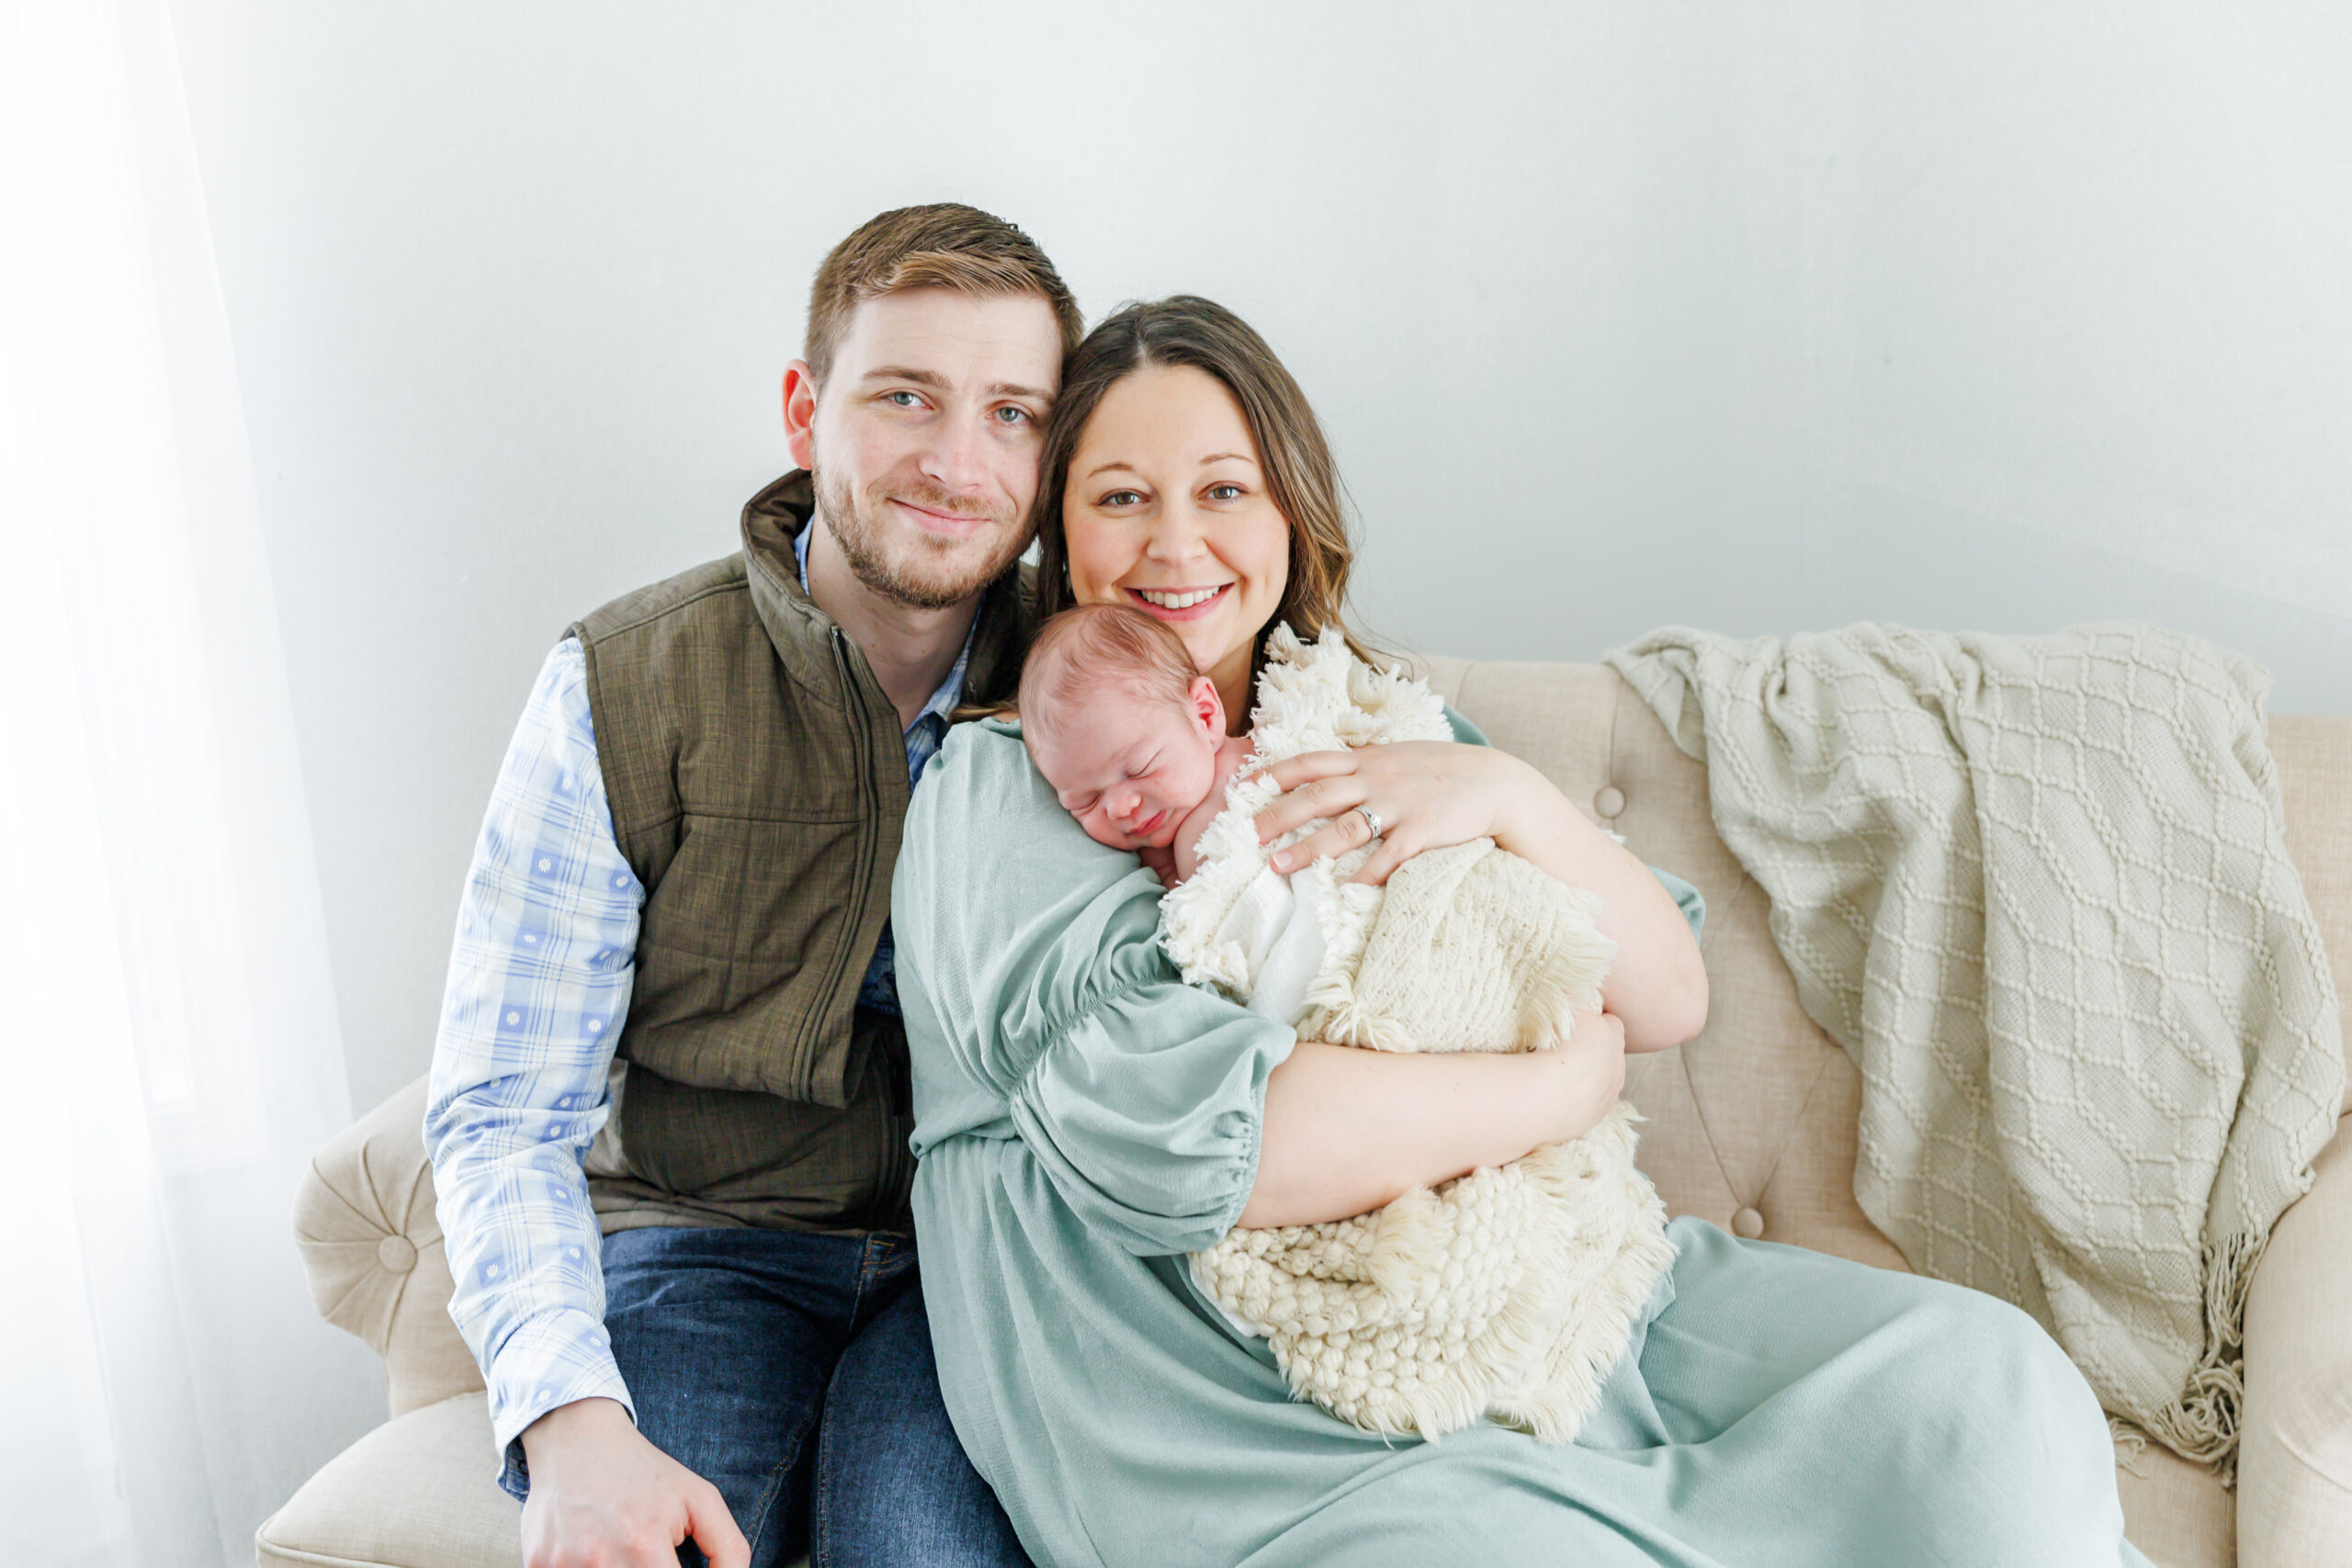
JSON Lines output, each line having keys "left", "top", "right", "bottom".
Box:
{"left": 1605, "top": 621, "right": 2346, "bottom": 1468}
{"left": 1165, "top": 626, "right": 1675, "bottom": 1441}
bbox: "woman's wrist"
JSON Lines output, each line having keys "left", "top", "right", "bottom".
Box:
{"left": 1480, "top": 750, "right": 1559, "bottom": 859}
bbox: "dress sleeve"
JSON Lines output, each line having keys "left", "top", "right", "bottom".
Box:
{"left": 895, "top": 720, "right": 1296, "bottom": 1258}
{"left": 1442, "top": 704, "right": 1490, "bottom": 746}
{"left": 1652, "top": 866, "right": 1706, "bottom": 942}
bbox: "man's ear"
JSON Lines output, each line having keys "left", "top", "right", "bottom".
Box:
{"left": 783, "top": 361, "right": 819, "bottom": 470}
{"left": 1191, "top": 675, "right": 1225, "bottom": 738}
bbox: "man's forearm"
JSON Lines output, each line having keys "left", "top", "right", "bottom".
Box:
{"left": 425, "top": 636, "right": 647, "bottom": 1462}
{"left": 427, "top": 1033, "right": 636, "bottom": 1451}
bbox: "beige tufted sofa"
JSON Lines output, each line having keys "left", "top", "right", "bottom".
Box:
{"left": 262, "top": 660, "right": 2352, "bottom": 1568}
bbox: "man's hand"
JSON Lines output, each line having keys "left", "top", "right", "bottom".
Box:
{"left": 517, "top": 1398, "right": 748, "bottom": 1568}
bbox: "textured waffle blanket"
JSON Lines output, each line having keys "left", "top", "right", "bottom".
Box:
{"left": 1606, "top": 621, "right": 2345, "bottom": 1466}
{"left": 1163, "top": 626, "right": 1674, "bottom": 1442}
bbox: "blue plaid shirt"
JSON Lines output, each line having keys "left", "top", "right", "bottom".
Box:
{"left": 424, "top": 526, "right": 977, "bottom": 1464}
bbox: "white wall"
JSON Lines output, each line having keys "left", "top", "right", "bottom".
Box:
{"left": 166, "top": 0, "right": 2352, "bottom": 1114}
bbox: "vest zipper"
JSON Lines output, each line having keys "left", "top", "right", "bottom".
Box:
{"left": 819, "top": 626, "right": 881, "bottom": 1095}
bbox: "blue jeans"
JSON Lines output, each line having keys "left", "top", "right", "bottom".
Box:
{"left": 503, "top": 1226, "right": 1029, "bottom": 1568}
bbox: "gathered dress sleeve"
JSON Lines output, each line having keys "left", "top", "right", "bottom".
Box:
{"left": 896, "top": 718, "right": 1297, "bottom": 1258}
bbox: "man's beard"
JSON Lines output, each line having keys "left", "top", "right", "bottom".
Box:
{"left": 813, "top": 463, "right": 1030, "bottom": 612}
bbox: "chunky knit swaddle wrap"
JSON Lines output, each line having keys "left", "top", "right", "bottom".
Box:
{"left": 1161, "top": 626, "right": 1675, "bottom": 1441}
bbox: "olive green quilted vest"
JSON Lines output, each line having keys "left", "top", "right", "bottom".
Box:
{"left": 570, "top": 470, "right": 1032, "bottom": 1229}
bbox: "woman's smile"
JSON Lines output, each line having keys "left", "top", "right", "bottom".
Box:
{"left": 1061, "top": 364, "right": 1291, "bottom": 726}
{"left": 1125, "top": 583, "right": 1232, "bottom": 620}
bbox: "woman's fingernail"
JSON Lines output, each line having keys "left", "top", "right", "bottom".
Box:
{"left": 1271, "top": 851, "right": 1292, "bottom": 873}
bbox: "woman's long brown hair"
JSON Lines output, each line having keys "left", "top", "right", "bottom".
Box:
{"left": 1030, "top": 296, "right": 1378, "bottom": 689}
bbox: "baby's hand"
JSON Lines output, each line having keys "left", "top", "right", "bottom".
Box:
{"left": 1137, "top": 843, "right": 1178, "bottom": 891}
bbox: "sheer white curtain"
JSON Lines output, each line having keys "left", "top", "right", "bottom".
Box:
{"left": 1, "top": 0, "right": 383, "bottom": 1562}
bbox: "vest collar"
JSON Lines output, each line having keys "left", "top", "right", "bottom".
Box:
{"left": 740, "top": 469, "right": 1031, "bottom": 709}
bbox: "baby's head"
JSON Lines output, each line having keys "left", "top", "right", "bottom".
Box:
{"left": 1021, "top": 604, "right": 1229, "bottom": 852}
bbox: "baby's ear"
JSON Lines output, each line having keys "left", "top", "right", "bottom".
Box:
{"left": 1190, "top": 675, "right": 1224, "bottom": 735}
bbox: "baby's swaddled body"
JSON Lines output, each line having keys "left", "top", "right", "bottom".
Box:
{"left": 1023, "top": 610, "right": 1673, "bottom": 1442}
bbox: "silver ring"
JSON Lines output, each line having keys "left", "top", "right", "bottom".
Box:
{"left": 1355, "top": 804, "right": 1383, "bottom": 840}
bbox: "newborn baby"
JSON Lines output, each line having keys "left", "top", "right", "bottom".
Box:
{"left": 1017, "top": 604, "right": 1676, "bottom": 1446}
{"left": 1021, "top": 604, "right": 1589, "bottom": 1035}
{"left": 1018, "top": 601, "right": 1252, "bottom": 888}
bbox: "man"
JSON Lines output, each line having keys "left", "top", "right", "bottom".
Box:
{"left": 424, "top": 204, "right": 1079, "bottom": 1568}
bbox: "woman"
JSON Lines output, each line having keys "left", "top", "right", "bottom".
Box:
{"left": 892, "top": 297, "right": 2146, "bottom": 1567}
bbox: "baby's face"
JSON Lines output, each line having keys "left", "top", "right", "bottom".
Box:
{"left": 1031, "top": 682, "right": 1225, "bottom": 853}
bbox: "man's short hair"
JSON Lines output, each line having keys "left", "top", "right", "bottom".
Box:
{"left": 806, "top": 203, "right": 1083, "bottom": 386}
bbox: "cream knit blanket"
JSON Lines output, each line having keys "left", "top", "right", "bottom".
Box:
{"left": 1165, "top": 626, "right": 1674, "bottom": 1442}
{"left": 1605, "top": 622, "right": 2345, "bottom": 1466}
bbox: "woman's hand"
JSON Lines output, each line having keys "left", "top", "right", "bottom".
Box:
{"left": 1533, "top": 1009, "right": 1629, "bottom": 1125}
{"left": 1254, "top": 740, "right": 1543, "bottom": 886}
{"left": 1254, "top": 738, "right": 1710, "bottom": 1054}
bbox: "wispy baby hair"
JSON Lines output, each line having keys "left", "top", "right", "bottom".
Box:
{"left": 1019, "top": 604, "right": 1202, "bottom": 742}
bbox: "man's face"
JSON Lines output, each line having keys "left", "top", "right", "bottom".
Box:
{"left": 791, "top": 288, "right": 1064, "bottom": 610}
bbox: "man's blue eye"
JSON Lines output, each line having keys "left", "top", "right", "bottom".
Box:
{"left": 995, "top": 406, "right": 1030, "bottom": 424}
{"left": 888, "top": 391, "right": 922, "bottom": 408}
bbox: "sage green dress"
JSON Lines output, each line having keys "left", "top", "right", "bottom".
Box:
{"left": 895, "top": 717, "right": 2149, "bottom": 1568}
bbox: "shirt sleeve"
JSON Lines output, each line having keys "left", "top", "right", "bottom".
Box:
{"left": 424, "top": 637, "right": 643, "bottom": 1468}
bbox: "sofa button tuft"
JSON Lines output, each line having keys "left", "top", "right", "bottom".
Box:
{"left": 377, "top": 1234, "right": 419, "bottom": 1275}
{"left": 1594, "top": 785, "right": 1625, "bottom": 819}
{"left": 1731, "top": 1206, "right": 1765, "bottom": 1239}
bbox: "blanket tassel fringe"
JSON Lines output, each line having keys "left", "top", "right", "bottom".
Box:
{"left": 2111, "top": 1229, "right": 2267, "bottom": 1487}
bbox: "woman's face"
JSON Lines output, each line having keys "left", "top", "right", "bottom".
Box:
{"left": 1061, "top": 365, "right": 1290, "bottom": 725}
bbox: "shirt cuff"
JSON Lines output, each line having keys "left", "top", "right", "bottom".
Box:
{"left": 482, "top": 1304, "right": 636, "bottom": 1476}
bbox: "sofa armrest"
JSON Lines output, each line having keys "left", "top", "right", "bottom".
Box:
{"left": 2240, "top": 1111, "right": 2352, "bottom": 1567}
{"left": 294, "top": 1072, "right": 485, "bottom": 1417}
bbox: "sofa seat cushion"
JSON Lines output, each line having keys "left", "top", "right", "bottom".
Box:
{"left": 255, "top": 1393, "right": 518, "bottom": 1568}
{"left": 2112, "top": 1426, "right": 2234, "bottom": 1568}
{"left": 256, "top": 1393, "right": 816, "bottom": 1568}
